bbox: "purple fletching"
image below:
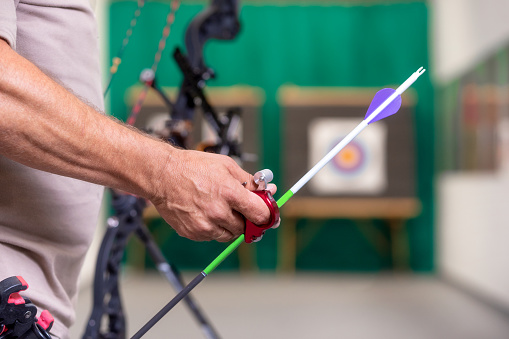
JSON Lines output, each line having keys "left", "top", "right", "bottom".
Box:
{"left": 364, "top": 88, "right": 402, "bottom": 124}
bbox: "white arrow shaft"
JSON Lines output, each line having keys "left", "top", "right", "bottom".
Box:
{"left": 396, "top": 67, "right": 425, "bottom": 95}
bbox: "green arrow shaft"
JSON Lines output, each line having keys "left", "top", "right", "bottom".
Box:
{"left": 203, "top": 235, "right": 244, "bottom": 275}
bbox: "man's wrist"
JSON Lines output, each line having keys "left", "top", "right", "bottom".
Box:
{"left": 133, "top": 138, "right": 180, "bottom": 202}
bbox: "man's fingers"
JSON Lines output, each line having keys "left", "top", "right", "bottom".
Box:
{"left": 226, "top": 184, "right": 271, "bottom": 225}
{"left": 214, "top": 228, "right": 235, "bottom": 243}
{"left": 272, "top": 217, "right": 281, "bottom": 229}
{"left": 267, "top": 183, "right": 277, "bottom": 196}
{"left": 217, "top": 209, "right": 246, "bottom": 237}
{"left": 222, "top": 161, "right": 279, "bottom": 226}
{"left": 224, "top": 158, "right": 267, "bottom": 191}
{"left": 230, "top": 166, "right": 257, "bottom": 191}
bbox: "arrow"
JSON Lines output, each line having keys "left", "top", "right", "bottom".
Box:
{"left": 130, "top": 66, "right": 426, "bottom": 339}
{"left": 277, "top": 66, "right": 425, "bottom": 206}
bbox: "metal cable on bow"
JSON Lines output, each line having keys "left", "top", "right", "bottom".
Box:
{"left": 104, "top": 0, "right": 146, "bottom": 97}
{"left": 127, "top": 0, "right": 181, "bottom": 126}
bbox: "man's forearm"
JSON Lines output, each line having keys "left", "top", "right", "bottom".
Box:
{"left": 0, "top": 39, "right": 171, "bottom": 200}
{"left": 0, "top": 39, "right": 275, "bottom": 242}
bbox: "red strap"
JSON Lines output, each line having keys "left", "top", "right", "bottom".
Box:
{"left": 7, "top": 292, "right": 25, "bottom": 305}
{"left": 16, "top": 276, "right": 28, "bottom": 288}
{"left": 37, "top": 310, "right": 54, "bottom": 331}
{"left": 244, "top": 190, "right": 280, "bottom": 243}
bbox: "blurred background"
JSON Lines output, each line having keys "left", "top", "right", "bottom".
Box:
{"left": 73, "top": 0, "right": 509, "bottom": 338}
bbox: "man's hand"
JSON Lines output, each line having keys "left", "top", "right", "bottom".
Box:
{"left": 0, "top": 39, "right": 277, "bottom": 244}
{"left": 150, "top": 149, "right": 277, "bottom": 243}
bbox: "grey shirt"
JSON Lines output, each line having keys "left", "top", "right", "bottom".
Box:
{"left": 0, "top": 1, "right": 104, "bottom": 338}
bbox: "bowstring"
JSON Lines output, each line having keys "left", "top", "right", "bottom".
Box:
{"left": 127, "top": 0, "right": 182, "bottom": 126}
{"left": 104, "top": 0, "right": 146, "bottom": 98}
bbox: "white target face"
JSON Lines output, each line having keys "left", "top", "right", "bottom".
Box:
{"left": 309, "top": 118, "right": 387, "bottom": 195}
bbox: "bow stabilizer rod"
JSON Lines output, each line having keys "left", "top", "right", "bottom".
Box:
{"left": 130, "top": 67, "right": 426, "bottom": 339}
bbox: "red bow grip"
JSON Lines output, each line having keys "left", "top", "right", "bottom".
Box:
{"left": 244, "top": 190, "right": 280, "bottom": 243}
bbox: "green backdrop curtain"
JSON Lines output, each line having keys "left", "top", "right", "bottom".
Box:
{"left": 107, "top": 0, "right": 434, "bottom": 272}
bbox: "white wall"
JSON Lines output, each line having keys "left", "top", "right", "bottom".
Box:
{"left": 438, "top": 173, "right": 509, "bottom": 308}
{"left": 433, "top": 0, "right": 509, "bottom": 309}
{"left": 431, "top": 0, "right": 509, "bottom": 84}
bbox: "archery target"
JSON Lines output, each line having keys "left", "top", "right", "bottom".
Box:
{"left": 309, "top": 118, "right": 387, "bottom": 195}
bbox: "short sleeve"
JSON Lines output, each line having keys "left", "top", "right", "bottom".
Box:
{"left": 0, "top": 0, "right": 17, "bottom": 49}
